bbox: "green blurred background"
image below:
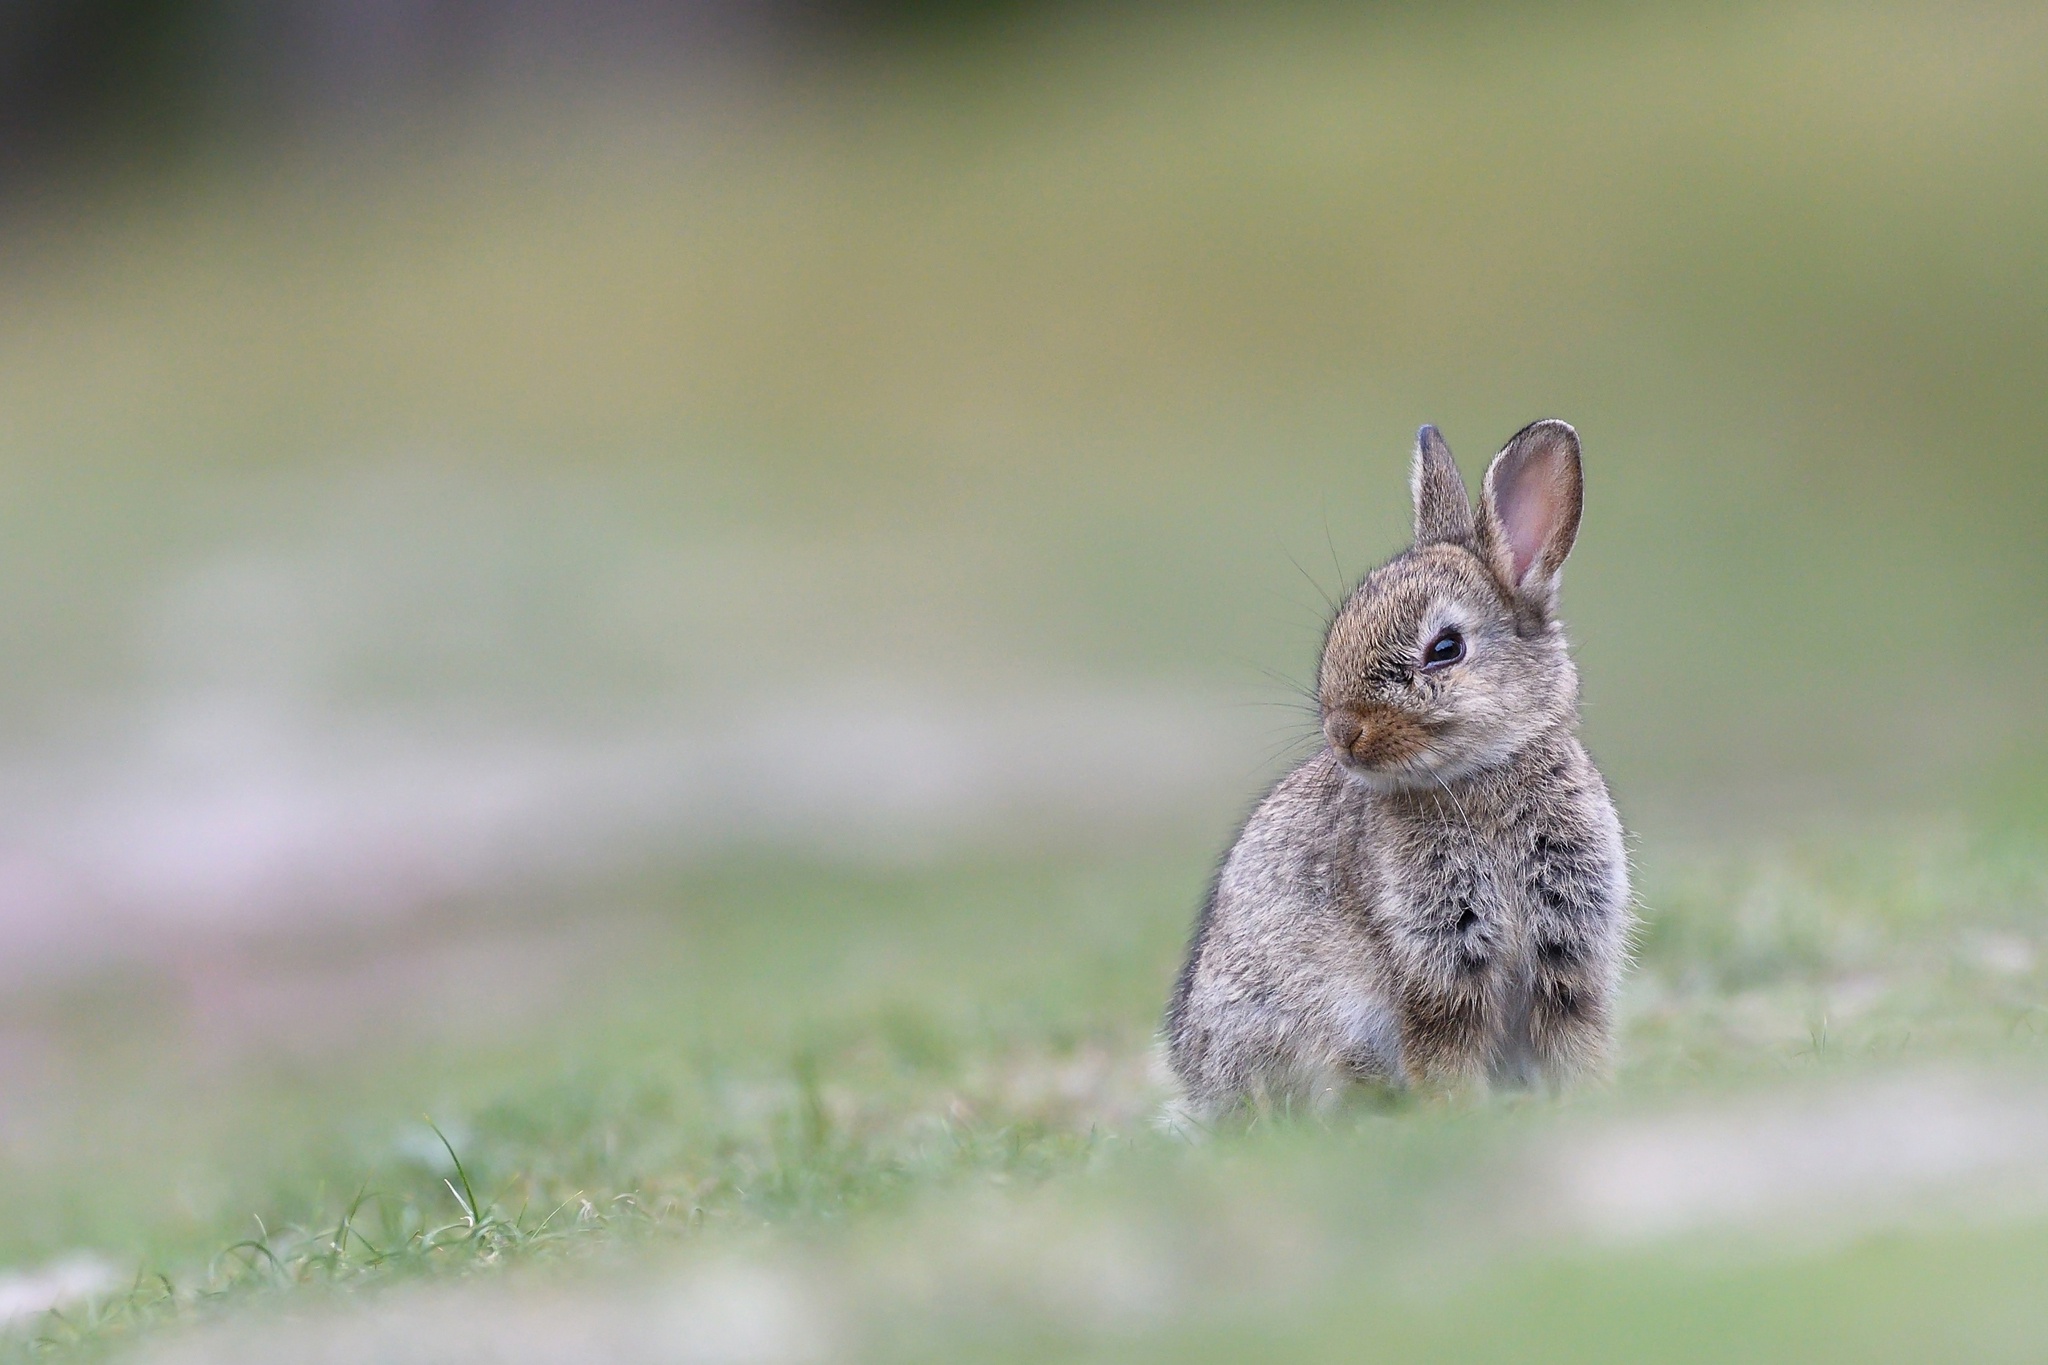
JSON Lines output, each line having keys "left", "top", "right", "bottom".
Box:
{"left": 1, "top": 1, "right": 2046, "bottom": 1359}
{"left": 3, "top": 0, "right": 2043, "bottom": 834}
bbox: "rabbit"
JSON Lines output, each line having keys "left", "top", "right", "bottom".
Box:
{"left": 1164, "top": 419, "right": 1631, "bottom": 1120}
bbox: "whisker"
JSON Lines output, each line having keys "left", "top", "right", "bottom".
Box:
{"left": 1321, "top": 508, "right": 1350, "bottom": 598}
{"left": 1247, "top": 665, "right": 1319, "bottom": 709}
{"left": 1252, "top": 579, "right": 1339, "bottom": 623}
{"left": 1282, "top": 548, "right": 1340, "bottom": 616}
{"left": 1413, "top": 740, "right": 1476, "bottom": 832}
{"left": 1249, "top": 730, "right": 1322, "bottom": 777}
{"left": 1428, "top": 768, "right": 1473, "bottom": 832}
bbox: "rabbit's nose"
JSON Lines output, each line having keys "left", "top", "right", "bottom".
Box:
{"left": 1323, "top": 708, "right": 1366, "bottom": 756}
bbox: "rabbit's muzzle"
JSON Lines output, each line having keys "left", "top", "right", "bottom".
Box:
{"left": 1322, "top": 705, "right": 1429, "bottom": 774}
{"left": 1322, "top": 707, "right": 1366, "bottom": 756}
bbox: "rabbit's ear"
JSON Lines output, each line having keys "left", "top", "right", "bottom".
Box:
{"left": 1411, "top": 424, "right": 1475, "bottom": 546}
{"left": 1476, "top": 419, "right": 1583, "bottom": 612}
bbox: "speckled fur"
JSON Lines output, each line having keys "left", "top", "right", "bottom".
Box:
{"left": 1165, "top": 420, "right": 1631, "bottom": 1118}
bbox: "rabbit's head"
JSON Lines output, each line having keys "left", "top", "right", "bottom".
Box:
{"left": 1318, "top": 420, "right": 1587, "bottom": 792}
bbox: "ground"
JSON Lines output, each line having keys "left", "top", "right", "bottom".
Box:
{"left": 5, "top": 809, "right": 2048, "bottom": 1362}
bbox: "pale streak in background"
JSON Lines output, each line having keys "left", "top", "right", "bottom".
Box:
{"left": 0, "top": 467, "right": 1268, "bottom": 984}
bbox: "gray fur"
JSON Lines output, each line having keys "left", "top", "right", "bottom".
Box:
{"left": 1165, "top": 420, "right": 1631, "bottom": 1118}
{"left": 1412, "top": 423, "right": 1476, "bottom": 546}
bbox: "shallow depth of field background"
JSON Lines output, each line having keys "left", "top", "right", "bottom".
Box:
{"left": 1, "top": 2, "right": 2047, "bottom": 1360}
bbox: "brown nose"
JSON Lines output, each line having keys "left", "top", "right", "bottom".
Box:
{"left": 1323, "top": 707, "right": 1365, "bottom": 756}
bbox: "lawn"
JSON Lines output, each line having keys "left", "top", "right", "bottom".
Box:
{"left": 9, "top": 815, "right": 2048, "bottom": 1361}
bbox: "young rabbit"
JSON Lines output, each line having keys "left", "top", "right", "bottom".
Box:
{"left": 1165, "top": 420, "right": 1630, "bottom": 1118}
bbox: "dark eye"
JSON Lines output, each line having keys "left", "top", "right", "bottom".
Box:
{"left": 1422, "top": 627, "right": 1465, "bottom": 671}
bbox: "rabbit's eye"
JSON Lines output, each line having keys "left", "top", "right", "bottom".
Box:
{"left": 1422, "top": 628, "right": 1465, "bottom": 671}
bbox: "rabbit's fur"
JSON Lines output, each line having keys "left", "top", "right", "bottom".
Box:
{"left": 1165, "top": 420, "right": 1630, "bottom": 1118}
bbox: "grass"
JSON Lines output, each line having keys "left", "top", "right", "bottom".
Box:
{"left": 4, "top": 810, "right": 2046, "bottom": 1360}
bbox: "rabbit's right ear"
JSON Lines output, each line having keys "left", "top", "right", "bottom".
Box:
{"left": 1411, "top": 424, "right": 1475, "bottom": 546}
{"left": 1475, "top": 419, "right": 1583, "bottom": 617}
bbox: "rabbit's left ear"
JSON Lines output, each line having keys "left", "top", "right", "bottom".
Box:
{"left": 1476, "top": 419, "right": 1583, "bottom": 614}
{"left": 1411, "top": 424, "right": 1475, "bottom": 546}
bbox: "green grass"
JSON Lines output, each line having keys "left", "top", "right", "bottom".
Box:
{"left": 5, "top": 812, "right": 2047, "bottom": 1360}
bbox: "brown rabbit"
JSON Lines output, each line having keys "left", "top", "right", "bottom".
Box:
{"left": 1165, "top": 420, "right": 1631, "bottom": 1118}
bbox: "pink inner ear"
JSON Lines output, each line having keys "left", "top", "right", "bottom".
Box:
{"left": 1498, "top": 458, "right": 1567, "bottom": 583}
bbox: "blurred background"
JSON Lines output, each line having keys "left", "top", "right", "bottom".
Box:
{"left": 0, "top": 0, "right": 2039, "bottom": 980}
{"left": 1, "top": 0, "right": 2047, "bottom": 1356}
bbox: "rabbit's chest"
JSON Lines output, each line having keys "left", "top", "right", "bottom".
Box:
{"left": 1371, "top": 796, "right": 1621, "bottom": 971}
{"left": 1375, "top": 823, "right": 1540, "bottom": 958}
